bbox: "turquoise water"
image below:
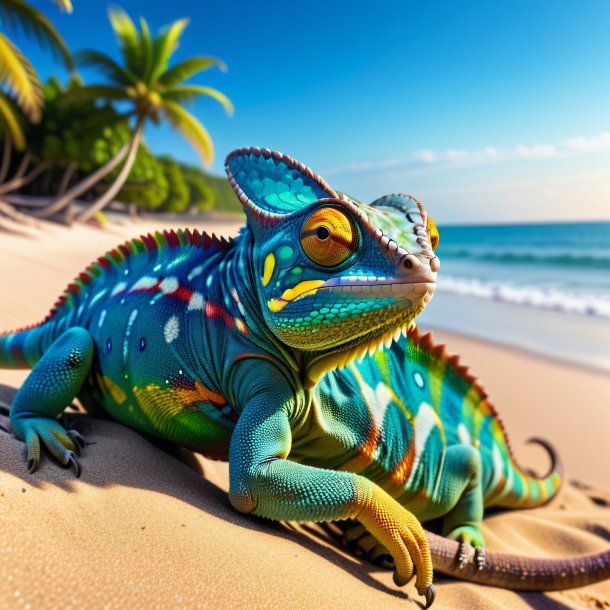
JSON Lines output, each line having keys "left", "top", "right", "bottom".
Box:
{"left": 418, "top": 221, "right": 610, "bottom": 371}
{"left": 434, "top": 221, "right": 610, "bottom": 318}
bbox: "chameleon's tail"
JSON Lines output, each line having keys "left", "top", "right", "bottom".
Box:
{"left": 484, "top": 437, "right": 563, "bottom": 510}
{"left": 0, "top": 323, "right": 51, "bottom": 369}
{"left": 428, "top": 530, "right": 610, "bottom": 590}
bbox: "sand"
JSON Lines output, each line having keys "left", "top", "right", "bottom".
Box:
{"left": 1, "top": 217, "right": 609, "bottom": 609}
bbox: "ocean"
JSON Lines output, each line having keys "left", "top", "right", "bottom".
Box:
{"left": 417, "top": 221, "right": 610, "bottom": 372}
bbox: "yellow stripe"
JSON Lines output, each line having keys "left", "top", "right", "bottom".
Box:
{"left": 262, "top": 253, "right": 275, "bottom": 286}
{"left": 268, "top": 279, "right": 325, "bottom": 312}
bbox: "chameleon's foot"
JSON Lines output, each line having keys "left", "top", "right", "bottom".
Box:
{"left": 446, "top": 525, "right": 485, "bottom": 569}
{"left": 15, "top": 417, "right": 84, "bottom": 477}
{"left": 357, "top": 482, "right": 433, "bottom": 596}
{"left": 474, "top": 546, "right": 486, "bottom": 570}
{"left": 457, "top": 542, "right": 471, "bottom": 569}
{"left": 417, "top": 584, "right": 436, "bottom": 609}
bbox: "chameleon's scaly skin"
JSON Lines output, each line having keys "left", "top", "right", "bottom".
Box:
{"left": 1, "top": 147, "right": 608, "bottom": 605}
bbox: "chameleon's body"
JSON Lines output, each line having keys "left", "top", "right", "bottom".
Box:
{"left": 1, "top": 148, "right": 608, "bottom": 606}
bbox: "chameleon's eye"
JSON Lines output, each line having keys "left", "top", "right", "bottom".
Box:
{"left": 301, "top": 207, "right": 358, "bottom": 267}
{"left": 426, "top": 216, "right": 440, "bottom": 251}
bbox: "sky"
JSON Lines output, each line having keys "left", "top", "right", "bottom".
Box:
{"left": 11, "top": 0, "right": 610, "bottom": 224}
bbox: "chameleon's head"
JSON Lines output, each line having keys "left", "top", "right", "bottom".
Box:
{"left": 226, "top": 148, "right": 440, "bottom": 376}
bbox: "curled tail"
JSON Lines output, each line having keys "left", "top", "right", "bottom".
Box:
{"left": 484, "top": 437, "right": 563, "bottom": 510}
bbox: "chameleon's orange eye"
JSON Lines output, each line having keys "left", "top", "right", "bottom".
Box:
{"left": 301, "top": 207, "right": 358, "bottom": 267}
{"left": 426, "top": 216, "right": 440, "bottom": 251}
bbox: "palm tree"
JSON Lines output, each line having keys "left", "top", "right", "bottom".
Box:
{"left": 64, "top": 6, "right": 233, "bottom": 223}
{"left": 0, "top": 0, "right": 73, "bottom": 185}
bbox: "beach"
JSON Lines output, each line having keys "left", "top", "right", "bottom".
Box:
{"left": 1, "top": 217, "right": 609, "bottom": 609}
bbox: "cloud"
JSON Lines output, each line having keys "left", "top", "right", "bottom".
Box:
{"left": 323, "top": 132, "right": 610, "bottom": 176}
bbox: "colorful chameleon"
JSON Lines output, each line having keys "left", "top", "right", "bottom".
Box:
{"left": 1, "top": 147, "right": 608, "bottom": 607}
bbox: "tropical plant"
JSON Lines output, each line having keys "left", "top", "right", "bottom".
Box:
{"left": 63, "top": 6, "right": 233, "bottom": 222}
{"left": 0, "top": 0, "right": 73, "bottom": 153}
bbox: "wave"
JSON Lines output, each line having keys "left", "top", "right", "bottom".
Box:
{"left": 437, "top": 275, "right": 610, "bottom": 319}
{"left": 439, "top": 248, "right": 610, "bottom": 269}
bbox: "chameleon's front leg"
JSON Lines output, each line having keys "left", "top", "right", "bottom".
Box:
{"left": 9, "top": 327, "right": 91, "bottom": 475}
{"left": 228, "top": 384, "right": 435, "bottom": 607}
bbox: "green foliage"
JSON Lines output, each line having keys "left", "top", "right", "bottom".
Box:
{"left": 158, "top": 156, "right": 188, "bottom": 212}
{"left": 114, "top": 144, "right": 168, "bottom": 210}
{"left": 181, "top": 164, "right": 215, "bottom": 211}
{"left": 30, "top": 77, "right": 129, "bottom": 172}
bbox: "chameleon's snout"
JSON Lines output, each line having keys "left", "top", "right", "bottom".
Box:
{"left": 396, "top": 251, "right": 438, "bottom": 286}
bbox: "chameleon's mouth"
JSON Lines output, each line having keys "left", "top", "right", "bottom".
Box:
{"left": 268, "top": 278, "right": 436, "bottom": 313}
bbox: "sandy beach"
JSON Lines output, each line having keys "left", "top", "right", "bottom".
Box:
{"left": 1, "top": 217, "right": 609, "bottom": 609}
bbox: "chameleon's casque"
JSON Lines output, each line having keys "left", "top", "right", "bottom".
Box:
{"left": 1, "top": 147, "right": 608, "bottom": 607}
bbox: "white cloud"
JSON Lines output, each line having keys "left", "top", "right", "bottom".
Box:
{"left": 323, "top": 132, "right": 610, "bottom": 176}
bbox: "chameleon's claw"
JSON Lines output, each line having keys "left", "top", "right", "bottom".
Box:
{"left": 457, "top": 543, "right": 470, "bottom": 569}
{"left": 67, "top": 430, "right": 86, "bottom": 453}
{"left": 417, "top": 584, "right": 436, "bottom": 609}
{"left": 474, "top": 547, "right": 486, "bottom": 570}
{"left": 27, "top": 457, "right": 39, "bottom": 474}
{"left": 65, "top": 452, "right": 81, "bottom": 478}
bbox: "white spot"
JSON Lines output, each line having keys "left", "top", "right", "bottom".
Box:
{"left": 164, "top": 315, "right": 180, "bottom": 343}
{"left": 406, "top": 402, "right": 438, "bottom": 487}
{"left": 123, "top": 309, "right": 138, "bottom": 363}
{"left": 488, "top": 444, "right": 505, "bottom": 496}
{"left": 206, "top": 275, "right": 214, "bottom": 288}
{"left": 124, "top": 269, "right": 129, "bottom": 275}
{"left": 154, "top": 264, "right": 162, "bottom": 272}
{"left": 131, "top": 276, "right": 158, "bottom": 291}
{"left": 178, "top": 369, "right": 183, "bottom": 375}
{"left": 159, "top": 277, "right": 179, "bottom": 294}
{"left": 187, "top": 292, "right": 204, "bottom": 311}
{"left": 98, "top": 310, "right": 107, "bottom": 328}
{"left": 111, "top": 282, "right": 127, "bottom": 296}
{"left": 187, "top": 265, "right": 204, "bottom": 281}
{"left": 457, "top": 423, "right": 471, "bottom": 445}
{"left": 91, "top": 289, "right": 107, "bottom": 307}
{"left": 413, "top": 371, "right": 425, "bottom": 389}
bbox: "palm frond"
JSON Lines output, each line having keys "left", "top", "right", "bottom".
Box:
{"left": 0, "top": 33, "right": 43, "bottom": 122}
{"left": 0, "top": 92, "right": 26, "bottom": 149}
{"left": 0, "top": 0, "right": 73, "bottom": 69}
{"left": 61, "top": 84, "right": 130, "bottom": 106}
{"left": 162, "top": 85, "right": 233, "bottom": 116}
{"left": 161, "top": 100, "right": 213, "bottom": 166}
{"left": 139, "top": 17, "right": 154, "bottom": 84}
{"left": 107, "top": 5, "right": 143, "bottom": 76}
{"left": 158, "top": 56, "right": 227, "bottom": 87}
{"left": 149, "top": 18, "right": 189, "bottom": 84}
{"left": 52, "top": 0, "right": 73, "bottom": 13}
{"left": 75, "top": 50, "right": 136, "bottom": 86}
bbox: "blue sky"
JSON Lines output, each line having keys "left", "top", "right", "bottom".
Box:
{"left": 13, "top": 0, "right": 610, "bottom": 223}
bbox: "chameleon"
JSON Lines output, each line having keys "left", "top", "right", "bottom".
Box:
{"left": 1, "top": 147, "right": 609, "bottom": 607}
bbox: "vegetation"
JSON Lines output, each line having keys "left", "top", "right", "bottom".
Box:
{"left": 0, "top": 2, "right": 241, "bottom": 226}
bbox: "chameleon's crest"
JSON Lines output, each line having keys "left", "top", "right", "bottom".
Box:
{"left": 225, "top": 147, "right": 338, "bottom": 226}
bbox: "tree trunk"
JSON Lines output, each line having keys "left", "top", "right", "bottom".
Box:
{"left": 57, "top": 163, "right": 77, "bottom": 196}
{"left": 32, "top": 163, "right": 78, "bottom": 218}
{"left": 0, "top": 157, "right": 48, "bottom": 196}
{"left": 0, "top": 139, "right": 11, "bottom": 183}
{"left": 75, "top": 118, "right": 144, "bottom": 223}
{"left": 37, "top": 142, "right": 130, "bottom": 218}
